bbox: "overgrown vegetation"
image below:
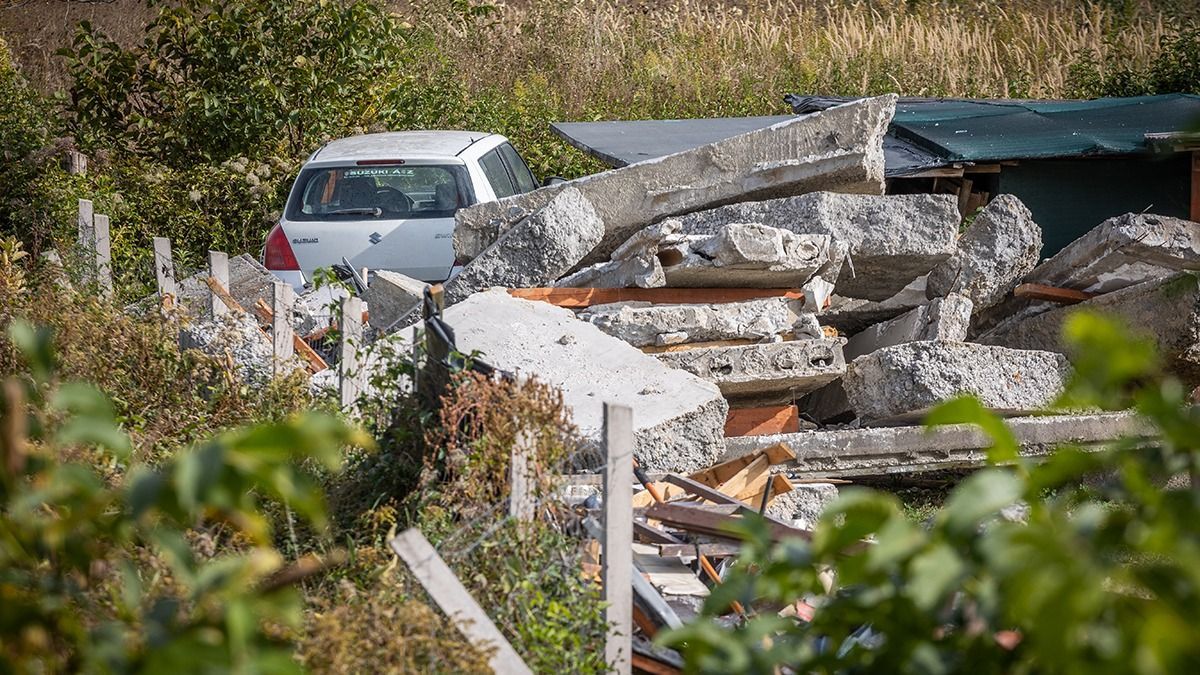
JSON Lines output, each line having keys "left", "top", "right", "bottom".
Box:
{"left": 0, "top": 246, "right": 606, "bottom": 671}
{"left": 662, "top": 312, "right": 1200, "bottom": 673}
{"left": 4, "top": 1, "right": 1200, "bottom": 297}
{"left": 4, "top": 0, "right": 1200, "bottom": 672}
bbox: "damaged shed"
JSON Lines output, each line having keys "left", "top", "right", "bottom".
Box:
{"left": 552, "top": 93, "right": 1200, "bottom": 256}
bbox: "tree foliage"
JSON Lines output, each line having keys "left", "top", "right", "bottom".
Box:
{"left": 662, "top": 312, "right": 1200, "bottom": 674}
{"left": 0, "top": 319, "right": 372, "bottom": 672}
{"left": 61, "top": 0, "right": 414, "bottom": 163}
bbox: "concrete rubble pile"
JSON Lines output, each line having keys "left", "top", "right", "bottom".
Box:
{"left": 347, "top": 95, "right": 1191, "bottom": 534}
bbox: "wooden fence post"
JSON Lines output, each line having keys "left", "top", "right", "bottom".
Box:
{"left": 339, "top": 295, "right": 364, "bottom": 409}
{"left": 509, "top": 430, "right": 536, "bottom": 522}
{"left": 602, "top": 402, "right": 634, "bottom": 675}
{"left": 209, "top": 251, "right": 229, "bottom": 319}
{"left": 152, "top": 237, "right": 176, "bottom": 307}
{"left": 390, "top": 529, "right": 533, "bottom": 675}
{"left": 272, "top": 281, "right": 295, "bottom": 376}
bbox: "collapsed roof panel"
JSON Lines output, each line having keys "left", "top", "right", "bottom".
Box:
{"left": 550, "top": 94, "right": 1200, "bottom": 179}
{"left": 550, "top": 115, "right": 946, "bottom": 177}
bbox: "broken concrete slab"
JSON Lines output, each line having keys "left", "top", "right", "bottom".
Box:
{"left": 366, "top": 270, "right": 426, "bottom": 330}
{"left": 555, "top": 254, "right": 664, "bottom": 289}
{"left": 820, "top": 276, "right": 929, "bottom": 335}
{"left": 668, "top": 192, "right": 960, "bottom": 300}
{"left": 1025, "top": 212, "right": 1200, "bottom": 294}
{"left": 436, "top": 289, "right": 728, "bottom": 473}
{"left": 170, "top": 253, "right": 321, "bottom": 327}
{"left": 926, "top": 194, "right": 1042, "bottom": 312}
{"left": 975, "top": 213, "right": 1200, "bottom": 336}
{"left": 844, "top": 293, "right": 973, "bottom": 361}
{"left": 723, "top": 412, "right": 1150, "bottom": 477}
{"left": 978, "top": 272, "right": 1200, "bottom": 384}
{"left": 842, "top": 341, "right": 1071, "bottom": 425}
{"left": 800, "top": 293, "right": 973, "bottom": 425}
{"left": 657, "top": 224, "right": 833, "bottom": 288}
{"left": 443, "top": 187, "right": 604, "bottom": 306}
{"left": 454, "top": 95, "right": 896, "bottom": 267}
{"left": 765, "top": 483, "right": 840, "bottom": 528}
{"left": 578, "top": 297, "right": 814, "bottom": 348}
{"left": 179, "top": 313, "right": 280, "bottom": 387}
{"left": 655, "top": 339, "right": 845, "bottom": 401}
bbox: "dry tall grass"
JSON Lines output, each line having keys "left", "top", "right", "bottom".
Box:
{"left": 424, "top": 0, "right": 1182, "bottom": 116}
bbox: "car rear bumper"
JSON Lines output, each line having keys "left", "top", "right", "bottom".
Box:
{"left": 267, "top": 269, "right": 307, "bottom": 293}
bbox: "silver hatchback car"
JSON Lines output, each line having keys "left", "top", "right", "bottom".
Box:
{"left": 264, "top": 130, "right": 540, "bottom": 289}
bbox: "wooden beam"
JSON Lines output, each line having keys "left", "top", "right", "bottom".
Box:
{"left": 657, "top": 542, "right": 744, "bottom": 557}
{"left": 644, "top": 502, "right": 810, "bottom": 542}
{"left": 964, "top": 163, "right": 1002, "bottom": 174}
{"left": 724, "top": 405, "right": 800, "bottom": 437}
{"left": 508, "top": 287, "right": 804, "bottom": 308}
{"left": 1014, "top": 283, "right": 1096, "bottom": 305}
{"left": 252, "top": 298, "right": 329, "bottom": 374}
{"left": 1192, "top": 151, "right": 1200, "bottom": 223}
{"left": 903, "top": 166, "right": 964, "bottom": 178}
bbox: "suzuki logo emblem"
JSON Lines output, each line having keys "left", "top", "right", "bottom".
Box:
{"left": 369, "top": 232, "right": 382, "bottom": 245}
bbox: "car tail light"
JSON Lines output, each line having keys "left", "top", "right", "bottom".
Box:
{"left": 264, "top": 224, "right": 300, "bottom": 271}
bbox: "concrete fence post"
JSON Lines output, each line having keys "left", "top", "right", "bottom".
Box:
{"left": 602, "top": 402, "right": 634, "bottom": 675}
{"left": 208, "top": 251, "right": 229, "bottom": 319}
{"left": 272, "top": 281, "right": 295, "bottom": 377}
{"left": 389, "top": 529, "right": 533, "bottom": 674}
{"left": 509, "top": 429, "right": 536, "bottom": 522}
{"left": 152, "top": 237, "right": 177, "bottom": 307}
{"left": 92, "top": 214, "right": 113, "bottom": 299}
{"left": 76, "top": 199, "right": 93, "bottom": 248}
{"left": 339, "top": 295, "right": 364, "bottom": 409}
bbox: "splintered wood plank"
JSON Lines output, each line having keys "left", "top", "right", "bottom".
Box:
{"left": 632, "top": 482, "right": 686, "bottom": 508}
{"left": 742, "top": 474, "right": 795, "bottom": 511}
{"left": 690, "top": 453, "right": 759, "bottom": 488}
{"left": 724, "top": 405, "right": 800, "bottom": 437}
{"left": 508, "top": 287, "right": 804, "bottom": 308}
{"left": 716, "top": 455, "right": 769, "bottom": 501}
{"left": 253, "top": 298, "right": 329, "bottom": 374}
{"left": 1014, "top": 283, "right": 1096, "bottom": 305}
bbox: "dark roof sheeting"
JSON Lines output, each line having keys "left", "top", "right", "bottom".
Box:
{"left": 789, "top": 93, "right": 1200, "bottom": 161}
{"left": 549, "top": 94, "right": 1200, "bottom": 179}
{"left": 550, "top": 116, "right": 946, "bottom": 177}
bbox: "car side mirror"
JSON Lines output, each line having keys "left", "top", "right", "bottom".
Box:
{"left": 542, "top": 175, "right": 567, "bottom": 187}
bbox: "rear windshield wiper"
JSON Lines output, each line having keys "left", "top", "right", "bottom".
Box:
{"left": 328, "top": 207, "right": 382, "bottom": 217}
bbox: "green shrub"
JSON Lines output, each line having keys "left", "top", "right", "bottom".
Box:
{"left": 661, "top": 311, "right": 1200, "bottom": 673}
{"left": 0, "top": 315, "right": 371, "bottom": 672}
{"left": 61, "top": 0, "right": 414, "bottom": 164}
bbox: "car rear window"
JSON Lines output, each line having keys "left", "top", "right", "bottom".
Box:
{"left": 284, "top": 164, "right": 473, "bottom": 221}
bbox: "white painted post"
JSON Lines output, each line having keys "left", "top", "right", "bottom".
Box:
{"left": 390, "top": 529, "right": 533, "bottom": 675}
{"left": 272, "top": 281, "right": 295, "bottom": 376}
{"left": 602, "top": 403, "right": 634, "bottom": 675}
{"left": 152, "top": 237, "right": 177, "bottom": 304}
{"left": 339, "top": 295, "right": 364, "bottom": 409}
{"left": 93, "top": 214, "right": 113, "bottom": 299}
{"left": 76, "top": 199, "right": 93, "bottom": 247}
{"left": 509, "top": 430, "right": 536, "bottom": 522}
{"left": 208, "top": 251, "right": 229, "bottom": 319}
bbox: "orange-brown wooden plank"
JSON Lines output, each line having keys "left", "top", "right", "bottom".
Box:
{"left": 1013, "top": 283, "right": 1096, "bottom": 305}
{"left": 508, "top": 287, "right": 804, "bottom": 308}
{"left": 253, "top": 298, "right": 329, "bottom": 374}
{"left": 1192, "top": 151, "right": 1200, "bottom": 223}
{"left": 724, "top": 405, "right": 800, "bottom": 437}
